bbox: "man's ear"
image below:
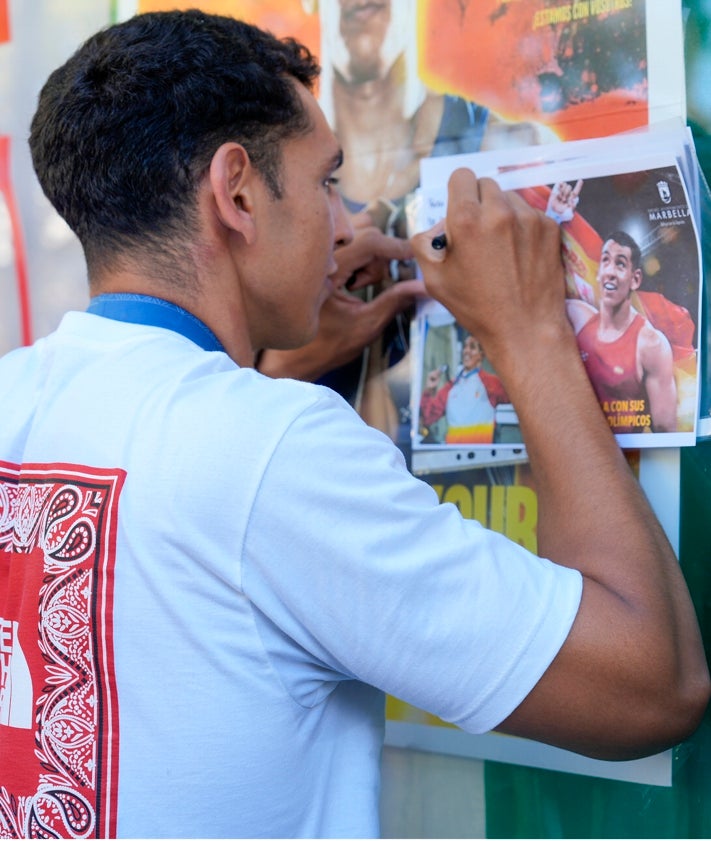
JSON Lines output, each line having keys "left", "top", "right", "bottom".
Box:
{"left": 209, "top": 142, "right": 258, "bottom": 244}
{"left": 631, "top": 268, "right": 643, "bottom": 291}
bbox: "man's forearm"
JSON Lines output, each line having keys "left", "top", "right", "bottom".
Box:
{"left": 497, "top": 325, "right": 708, "bottom": 758}
{"left": 412, "top": 169, "right": 709, "bottom": 759}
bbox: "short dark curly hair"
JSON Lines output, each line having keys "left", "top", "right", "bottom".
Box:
{"left": 29, "top": 10, "right": 320, "bottom": 270}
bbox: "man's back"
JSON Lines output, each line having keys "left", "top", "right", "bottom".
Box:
{"left": 0, "top": 309, "right": 582, "bottom": 837}
{"left": 0, "top": 311, "right": 387, "bottom": 837}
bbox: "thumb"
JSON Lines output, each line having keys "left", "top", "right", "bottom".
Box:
{"left": 412, "top": 223, "right": 448, "bottom": 266}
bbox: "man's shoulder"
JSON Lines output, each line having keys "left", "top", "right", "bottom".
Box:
{"left": 239, "top": 370, "right": 351, "bottom": 412}
{"left": 0, "top": 335, "right": 49, "bottom": 393}
{"left": 193, "top": 371, "right": 365, "bottom": 460}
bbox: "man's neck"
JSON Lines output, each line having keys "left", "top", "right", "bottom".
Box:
{"left": 90, "top": 273, "right": 255, "bottom": 367}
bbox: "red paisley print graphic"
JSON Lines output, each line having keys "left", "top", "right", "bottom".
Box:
{"left": 0, "top": 463, "right": 125, "bottom": 838}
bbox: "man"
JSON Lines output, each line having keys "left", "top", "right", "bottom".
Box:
{"left": 0, "top": 11, "right": 707, "bottom": 839}
{"left": 420, "top": 332, "right": 510, "bottom": 444}
{"left": 566, "top": 231, "right": 678, "bottom": 434}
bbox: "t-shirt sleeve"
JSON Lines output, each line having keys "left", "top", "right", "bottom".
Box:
{"left": 241, "top": 388, "right": 582, "bottom": 735}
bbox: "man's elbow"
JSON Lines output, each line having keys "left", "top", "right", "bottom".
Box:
{"left": 582, "top": 655, "right": 711, "bottom": 762}
{"left": 661, "top": 665, "right": 711, "bottom": 747}
{"left": 617, "top": 665, "right": 711, "bottom": 761}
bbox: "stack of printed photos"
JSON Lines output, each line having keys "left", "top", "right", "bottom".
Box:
{"left": 411, "top": 122, "right": 705, "bottom": 474}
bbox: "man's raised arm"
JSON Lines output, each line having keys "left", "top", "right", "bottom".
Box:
{"left": 413, "top": 168, "right": 709, "bottom": 760}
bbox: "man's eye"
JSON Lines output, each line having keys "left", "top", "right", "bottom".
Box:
{"left": 324, "top": 176, "right": 340, "bottom": 191}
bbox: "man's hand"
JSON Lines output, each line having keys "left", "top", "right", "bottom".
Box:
{"left": 258, "top": 219, "right": 425, "bottom": 382}
{"left": 413, "top": 168, "right": 572, "bottom": 386}
{"left": 329, "top": 211, "right": 408, "bottom": 293}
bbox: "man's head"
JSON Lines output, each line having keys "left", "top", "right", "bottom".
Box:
{"left": 597, "top": 230, "right": 643, "bottom": 306}
{"left": 29, "top": 10, "right": 320, "bottom": 275}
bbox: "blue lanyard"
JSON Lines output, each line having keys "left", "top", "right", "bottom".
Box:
{"left": 86, "top": 293, "right": 225, "bottom": 353}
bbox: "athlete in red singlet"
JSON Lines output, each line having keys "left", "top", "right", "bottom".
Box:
{"left": 566, "top": 232, "right": 677, "bottom": 434}
{"left": 577, "top": 311, "right": 650, "bottom": 433}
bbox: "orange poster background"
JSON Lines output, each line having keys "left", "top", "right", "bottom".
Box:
{"left": 138, "top": 0, "right": 319, "bottom": 54}
{"left": 139, "top": 0, "right": 649, "bottom": 142}
{"left": 420, "top": 0, "right": 648, "bottom": 140}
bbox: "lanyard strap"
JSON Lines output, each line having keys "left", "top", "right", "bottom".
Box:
{"left": 86, "top": 293, "right": 225, "bottom": 353}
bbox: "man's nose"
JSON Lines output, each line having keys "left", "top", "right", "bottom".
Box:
{"left": 333, "top": 193, "right": 354, "bottom": 247}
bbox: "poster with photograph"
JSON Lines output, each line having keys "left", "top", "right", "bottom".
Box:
{"left": 131, "top": 0, "right": 688, "bottom": 465}
{"left": 384, "top": 452, "right": 679, "bottom": 787}
{"left": 419, "top": 128, "right": 702, "bottom": 449}
{"left": 411, "top": 303, "right": 525, "bottom": 455}
{"left": 127, "top": 0, "right": 688, "bottom": 785}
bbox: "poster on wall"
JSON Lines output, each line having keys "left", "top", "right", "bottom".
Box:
{"left": 383, "top": 452, "right": 679, "bottom": 788}
{"left": 128, "top": 0, "right": 686, "bottom": 785}
{"left": 416, "top": 128, "right": 702, "bottom": 454}
{"left": 0, "top": 136, "right": 32, "bottom": 354}
{"left": 132, "top": 1, "right": 687, "bottom": 458}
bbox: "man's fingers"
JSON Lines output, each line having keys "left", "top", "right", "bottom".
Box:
{"left": 333, "top": 227, "right": 415, "bottom": 290}
{"left": 336, "top": 226, "right": 414, "bottom": 266}
{"left": 362, "top": 279, "right": 426, "bottom": 328}
{"left": 349, "top": 210, "right": 375, "bottom": 231}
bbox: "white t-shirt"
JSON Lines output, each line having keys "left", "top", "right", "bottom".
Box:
{"left": 0, "top": 311, "right": 582, "bottom": 838}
